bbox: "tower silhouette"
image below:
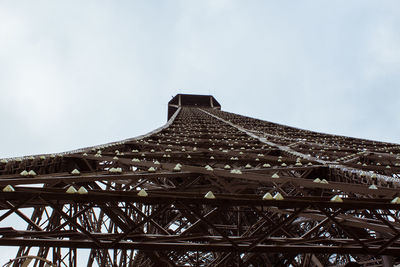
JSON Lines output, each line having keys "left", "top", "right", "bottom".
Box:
{"left": 0, "top": 94, "right": 399, "bottom": 266}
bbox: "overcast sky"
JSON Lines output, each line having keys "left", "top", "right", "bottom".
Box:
{"left": 1, "top": 1, "right": 400, "bottom": 159}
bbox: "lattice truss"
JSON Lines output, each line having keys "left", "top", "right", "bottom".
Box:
{"left": 0, "top": 104, "right": 400, "bottom": 267}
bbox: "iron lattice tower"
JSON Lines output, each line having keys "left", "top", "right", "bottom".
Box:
{"left": 0, "top": 94, "right": 400, "bottom": 267}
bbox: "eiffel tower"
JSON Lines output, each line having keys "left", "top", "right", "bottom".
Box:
{"left": 0, "top": 94, "right": 399, "bottom": 267}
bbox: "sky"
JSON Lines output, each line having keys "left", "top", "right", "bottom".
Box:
{"left": 1, "top": 0, "right": 400, "bottom": 159}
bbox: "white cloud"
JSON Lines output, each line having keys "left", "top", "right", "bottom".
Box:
{"left": 365, "top": 21, "right": 400, "bottom": 80}
{"left": 0, "top": 1, "right": 400, "bottom": 159}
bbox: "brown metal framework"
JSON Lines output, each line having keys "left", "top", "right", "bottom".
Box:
{"left": 0, "top": 94, "right": 400, "bottom": 266}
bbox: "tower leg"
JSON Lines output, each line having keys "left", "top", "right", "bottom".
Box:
{"left": 382, "top": 255, "right": 394, "bottom": 267}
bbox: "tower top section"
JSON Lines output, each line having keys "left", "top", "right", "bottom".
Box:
{"left": 168, "top": 94, "right": 221, "bottom": 120}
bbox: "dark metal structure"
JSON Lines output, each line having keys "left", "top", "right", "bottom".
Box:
{"left": 0, "top": 94, "right": 400, "bottom": 266}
